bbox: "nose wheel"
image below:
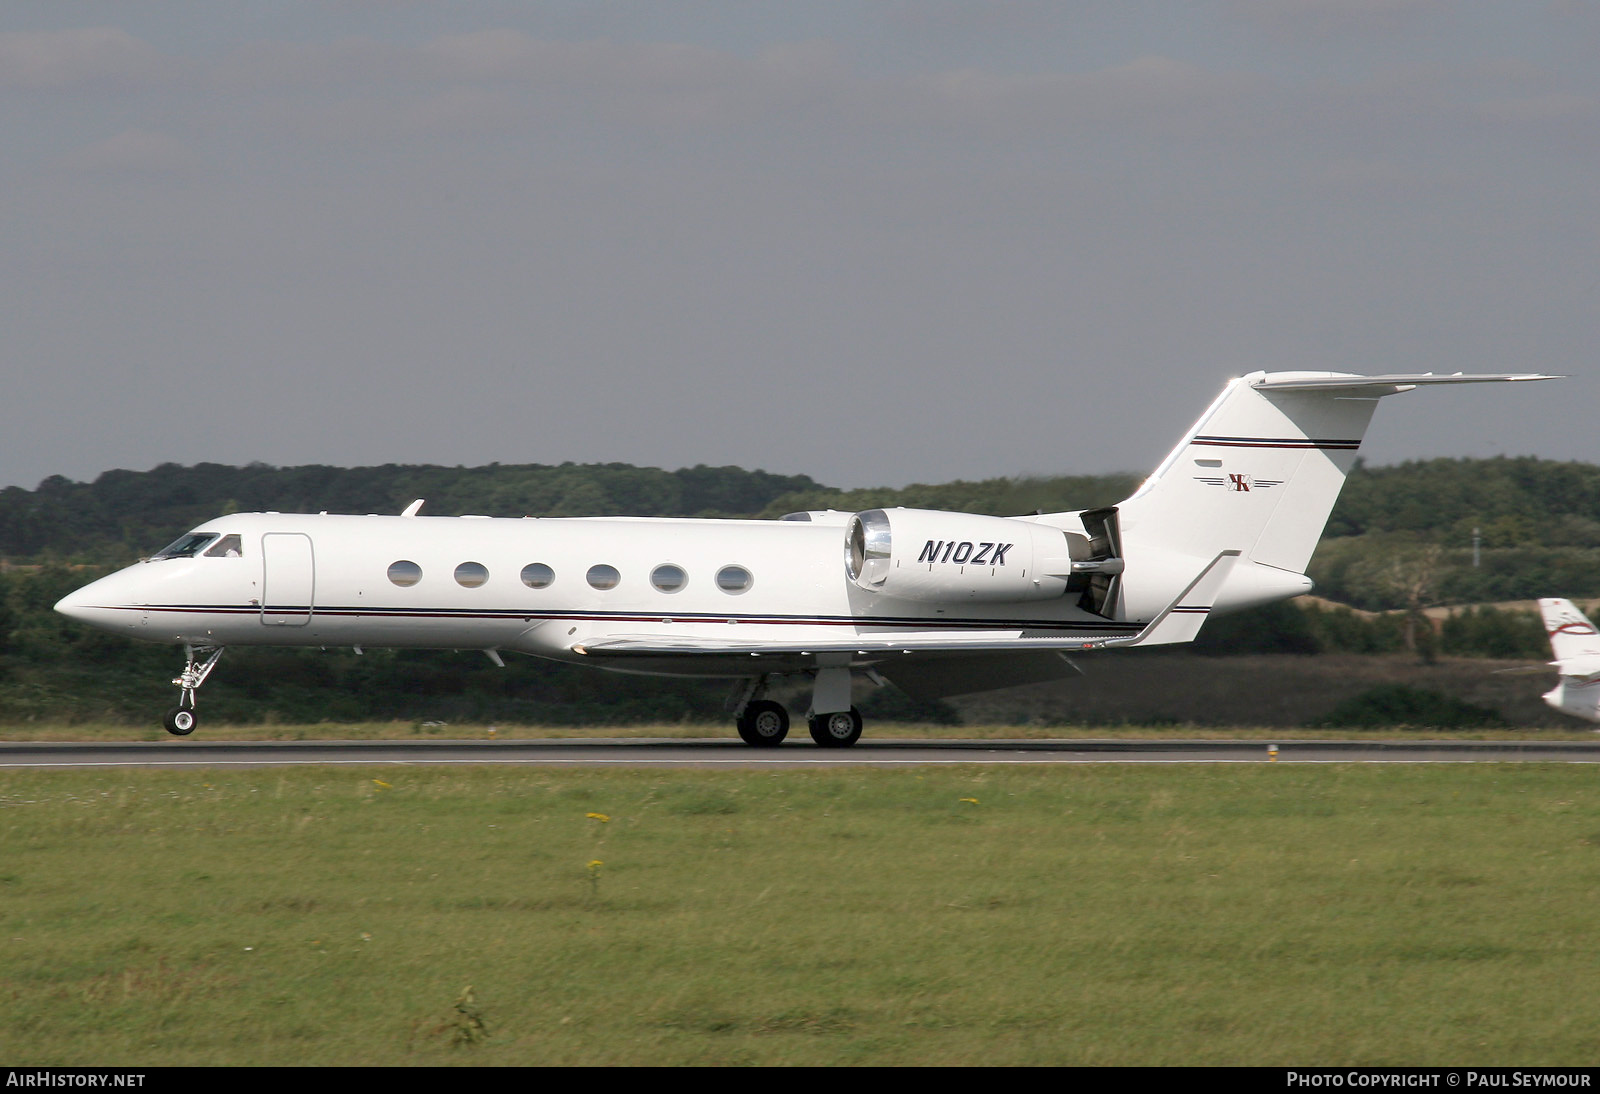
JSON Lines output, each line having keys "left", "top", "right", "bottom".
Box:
{"left": 164, "top": 645, "right": 223, "bottom": 737}
{"left": 163, "top": 703, "right": 197, "bottom": 736}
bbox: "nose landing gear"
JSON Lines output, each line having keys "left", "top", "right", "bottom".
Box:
{"left": 163, "top": 705, "right": 197, "bottom": 736}
{"left": 164, "top": 645, "right": 224, "bottom": 737}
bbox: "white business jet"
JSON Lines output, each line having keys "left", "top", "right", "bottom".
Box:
{"left": 55, "top": 371, "right": 1551, "bottom": 744}
{"left": 1535, "top": 598, "right": 1600, "bottom": 723}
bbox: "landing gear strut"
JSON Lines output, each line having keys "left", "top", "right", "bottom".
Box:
{"left": 164, "top": 645, "right": 224, "bottom": 737}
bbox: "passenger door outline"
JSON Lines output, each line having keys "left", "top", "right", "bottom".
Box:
{"left": 260, "top": 532, "right": 314, "bottom": 627}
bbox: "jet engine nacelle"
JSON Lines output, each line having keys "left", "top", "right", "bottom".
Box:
{"left": 844, "top": 508, "right": 1084, "bottom": 603}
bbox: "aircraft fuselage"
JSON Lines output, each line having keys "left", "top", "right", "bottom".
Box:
{"left": 57, "top": 510, "right": 1136, "bottom": 677}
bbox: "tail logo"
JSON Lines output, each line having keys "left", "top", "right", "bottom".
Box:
{"left": 1193, "top": 474, "right": 1284, "bottom": 492}
{"left": 1549, "top": 621, "right": 1598, "bottom": 637}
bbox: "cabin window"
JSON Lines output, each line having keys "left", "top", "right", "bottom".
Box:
{"left": 521, "top": 563, "right": 555, "bottom": 589}
{"left": 716, "top": 565, "right": 753, "bottom": 594}
{"left": 650, "top": 564, "right": 688, "bottom": 593}
{"left": 388, "top": 560, "right": 423, "bottom": 587}
{"left": 203, "top": 534, "right": 243, "bottom": 558}
{"left": 586, "top": 564, "right": 621, "bottom": 590}
{"left": 153, "top": 533, "right": 219, "bottom": 560}
{"left": 455, "top": 562, "right": 489, "bottom": 588}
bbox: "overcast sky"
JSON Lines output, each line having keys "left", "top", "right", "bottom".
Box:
{"left": 1, "top": 1, "right": 1593, "bottom": 495}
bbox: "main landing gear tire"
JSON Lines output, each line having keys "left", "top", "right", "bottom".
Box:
{"left": 737, "top": 700, "right": 789, "bottom": 747}
{"left": 808, "top": 707, "right": 863, "bottom": 748}
{"left": 163, "top": 707, "right": 198, "bottom": 737}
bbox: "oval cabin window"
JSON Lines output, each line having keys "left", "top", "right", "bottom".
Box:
{"left": 521, "top": 563, "right": 555, "bottom": 589}
{"left": 716, "top": 565, "right": 753, "bottom": 594}
{"left": 388, "top": 561, "right": 423, "bottom": 587}
{"left": 586, "top": 564, "right": 621, "bottom": 590}
{"left": 455, "top": 562, "right": 489, "bottom": 588}
{"left": 650, "top": 564, "right": 688, "bottom": 593}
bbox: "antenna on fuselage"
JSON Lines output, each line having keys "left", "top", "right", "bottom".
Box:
{"left": 401, "top": 499, "right": 425, "bottom": 517}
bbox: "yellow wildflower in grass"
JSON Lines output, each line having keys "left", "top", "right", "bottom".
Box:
{"left": 453, "top": 985, "right": 489, "bottom": 1046}
{"left": 586, "top": 812, "right": 610, "bottom": 822}
{"left": 959, "top": 797, "right": 979, "bottom": 805}
{"left": 374, "top": 779, "right": 392, "bottom": 790}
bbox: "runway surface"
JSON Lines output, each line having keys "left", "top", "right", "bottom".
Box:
{"left": 5, "top": 737, "right": 1600, "bottom": 768}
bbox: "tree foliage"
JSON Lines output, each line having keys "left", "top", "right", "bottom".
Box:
{"left": 0, "top": 461, "right": 827, "bottom": 563}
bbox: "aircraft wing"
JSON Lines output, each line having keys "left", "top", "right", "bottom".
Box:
{"left": 576, "top": 632, "right": 1133, "bottom": 657}
{"left": 574, "top": 550, "right": 1240, "bottom": 659}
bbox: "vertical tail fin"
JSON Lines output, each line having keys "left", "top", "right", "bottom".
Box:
{"left": 1117, "top": 372, "right": 1378, "bottom": 574}
{"left": 1117, "top": 372, "right": 1554, "bottom": 575}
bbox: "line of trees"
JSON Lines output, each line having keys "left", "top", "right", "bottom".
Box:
{"left": 0, "top": 462, "right": 825, "bottom": 562}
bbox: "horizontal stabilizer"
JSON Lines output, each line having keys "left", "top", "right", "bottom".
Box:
{"left": 1556, "top": 654, "right": 1600, "bottom": 686}
{"left": 1250, "top": 372, "right": 1557, "bottom": 394}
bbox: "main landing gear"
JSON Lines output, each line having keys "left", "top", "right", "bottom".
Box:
{"left": 164, "top": 645, "right": 224, "bottom": 737}
{"left": 807, "top": 708, "right": 863, "bottom": 748}
{"left": 730, "top": 675, "right": 865, "bottom": 749}
{"left": 736, "top": 699, "right": 789, "bottom": 747}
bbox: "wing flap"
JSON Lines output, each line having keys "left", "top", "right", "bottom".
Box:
{"left": 573, "top": 632, "right": 1128, "bottom": 657}
{"left": 1556, "top": 654, "right": 1600, "bottom": 685}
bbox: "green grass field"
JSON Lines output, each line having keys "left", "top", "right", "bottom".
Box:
{"left": 4, "top": 763, "right": 1600, "bottom": 1065}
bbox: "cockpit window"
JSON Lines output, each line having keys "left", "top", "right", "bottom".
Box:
{"left": 204, "top": 534, "right": 243, "bottom": 558}
{"left": 152, "top": 533, "right": 220, "bottom": 559}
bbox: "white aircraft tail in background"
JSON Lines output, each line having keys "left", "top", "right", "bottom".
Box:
{"left": 1537, "top": 598, "right": 1600, "bottom": 723}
